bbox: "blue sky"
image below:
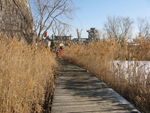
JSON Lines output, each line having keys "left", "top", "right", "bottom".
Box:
{"left": 30, "top": 0, "right": 150, "bottom": 38}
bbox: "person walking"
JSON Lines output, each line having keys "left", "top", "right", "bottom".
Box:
{"left": 56, "top": 46, "right": 64, "bottom": 58}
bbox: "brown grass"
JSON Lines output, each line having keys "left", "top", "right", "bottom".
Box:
{"left": 63, "top": 39, "right": 150, "bottom": 113}
{"left": 0, "top": 36, "right": 57, "bottom": 113}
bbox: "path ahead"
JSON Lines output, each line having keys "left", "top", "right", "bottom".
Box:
{"left": 51, "top": 60, "right": 140, "bottom": 113}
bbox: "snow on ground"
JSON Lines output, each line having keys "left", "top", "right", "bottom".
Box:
{"left": 112, "top": 61, "right": 150, "bottom": 80}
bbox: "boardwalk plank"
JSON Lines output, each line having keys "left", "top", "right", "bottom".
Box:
{"left": 51, "top": 61, "right": 140, "bottom": 113}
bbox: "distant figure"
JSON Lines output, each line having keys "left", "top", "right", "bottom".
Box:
{"left": 50, "top": 40, "right": 55, "bottom": 50}
{"left": 43, "top": 32, "right": 52, "bottom": 49}
{"left": 43, "top": 32, "right": 48, "bottom": 38}
{"left": 56, "top": 46, "right": 64, "bottom": 58}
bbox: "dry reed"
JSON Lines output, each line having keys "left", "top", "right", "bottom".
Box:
{"left": 0, "top": 35, "right": 57, "bottom": 113}
{"left": 63, "top": 39, "right": 150, "bottom": 113}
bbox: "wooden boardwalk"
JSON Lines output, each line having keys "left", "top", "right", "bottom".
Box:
{"left": 51, "top": 61, "right": 140, "bottom": 113}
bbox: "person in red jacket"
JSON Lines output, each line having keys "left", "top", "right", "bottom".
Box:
{"left": 43, "top": 32, "right": 48, "bottom": 37}
{"left": 56, "top": 46, "right": 64, "bottom": 57}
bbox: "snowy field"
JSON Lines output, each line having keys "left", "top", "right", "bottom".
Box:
{"left": 112, "top": 61, "right": 150, "bottom": 80}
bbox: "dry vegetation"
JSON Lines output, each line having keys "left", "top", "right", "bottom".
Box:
{"left": 63, "top": 39, "right": 150, "bottom": 113}
{"left": 0, "top": 36, "right": 57, "bottom": 113}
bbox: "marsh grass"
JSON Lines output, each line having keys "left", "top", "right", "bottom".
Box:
{"left": 63, "top": 39, "right": 150, "bottom": 113}
{"left": 0, "top": 35, "right": 57, "bottom": 113}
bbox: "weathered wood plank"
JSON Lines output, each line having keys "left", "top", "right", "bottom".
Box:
{"left": 52, "top": 61, "right": 140, "bottom": 113}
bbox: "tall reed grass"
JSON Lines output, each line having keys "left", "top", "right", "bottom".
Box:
{"left": 0, "top": 36, "right": 57, "bottom": 113}
{"left": 63, "top": 39, "right": 150, "bottom": 113}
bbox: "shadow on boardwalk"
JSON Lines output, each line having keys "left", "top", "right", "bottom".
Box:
{"left": 52, "top": 60, "right": 140, "bottom": 113}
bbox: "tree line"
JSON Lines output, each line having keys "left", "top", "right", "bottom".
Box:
{"left": 30, "top": 0, "right": 150, "bottom": 42}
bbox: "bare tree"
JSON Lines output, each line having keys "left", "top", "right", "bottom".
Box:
{"left": 51, "top": 21, "right": 70, "bottom": 36}
{"left": 138, "top": 18, "right": 150, "bottom": 39}
{"left": 104, "top": 16, "right": 133, "bottom": 42}
{"left": 32, "top": 0, "right": 73, "bottom": 38}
